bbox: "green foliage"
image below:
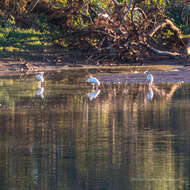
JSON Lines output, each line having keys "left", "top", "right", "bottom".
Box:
{"left": 51, "top": 0, "right": 69, "bottom": 9}
{"left": 0, "top": 11, "right": 65, "bottom": 57}
{"left": 89, "top": 0, "right": 113, "bottom": 12}
{"left": 166, "top": 5, "right": 190, "bottom": 34}
{"left": 0, "top": 25, "right": 43, "bottom": 50}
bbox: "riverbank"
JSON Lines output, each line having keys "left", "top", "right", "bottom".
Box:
{"left": 0, "top": 55, "right": 185, "bottom": 74}
{"left": 0, "top": 56, "right": 188, "bottom": 86}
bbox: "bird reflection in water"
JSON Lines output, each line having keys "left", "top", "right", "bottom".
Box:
{"left": 36, "top": 72, "right": 45, "bottom": 98}
{"left": 87, "top": 89, "right": 100, "bottom": 101}
{"left": 147, "top": 85, "right": 154, "bottom": 100}
{"left": 36, "top": 87, "right": 44, "bottom": 99}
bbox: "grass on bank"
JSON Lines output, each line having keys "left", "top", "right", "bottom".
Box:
{"left": 0, "top": 15, "right": 69, "bottom": 62}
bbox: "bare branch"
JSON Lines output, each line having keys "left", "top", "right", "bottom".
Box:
{"left": 145, "top": 42, "right": 181, "bottom": 58}
{"left": 29, "top": 0, "right": 40, "bottom": 12}
{"left": 148, "top": 19, "right": 181, "bottom": 38}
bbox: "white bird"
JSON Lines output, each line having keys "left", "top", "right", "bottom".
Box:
{"left": 87, "top": 76, "right": 101, "bottom": 86}
{"left": 144, "top": 71, "right": 154, "bottom": 85}
{"left": 87, "top": 90, "right": 100, "bottom": 101}
{"left": 36, "top": 72, "right": 44, "bottom": 82}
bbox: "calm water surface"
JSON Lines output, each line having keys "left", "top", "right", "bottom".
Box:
{"left": 0, "top": 71, "right": 189, "bottom": 190}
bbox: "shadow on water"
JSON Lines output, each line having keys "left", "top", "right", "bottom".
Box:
{"left": 0, "top": 70, "right": 189, "bottom": 189}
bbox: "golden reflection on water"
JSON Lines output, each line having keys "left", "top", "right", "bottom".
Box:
{"left": 0, "top": 73, "right": 189, "bottom": 190}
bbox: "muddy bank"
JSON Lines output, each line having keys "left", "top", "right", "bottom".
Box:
{"left": 98, "top": 68, "right": 190, "bottom": 84}
{"left": 0, "top": 57, "right": 189, "bottom": 84}
{"left": 0, "top": 57, "right": 185, "bottom": 73}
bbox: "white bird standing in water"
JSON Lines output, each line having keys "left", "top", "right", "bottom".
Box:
{"left": 87, "top": 76, "right": 100, "bottom": 87}
{"left": 144, "top": 71, "right": 154, "bottom": 85}
{"left": 36, "top": 72, "right": 44, "bottom": 82}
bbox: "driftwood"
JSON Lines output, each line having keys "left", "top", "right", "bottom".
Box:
{"left": 84, "top": 1, "right": 190, "bottom": 63}
{"left": 145, "top": 19, "right": 189, "bottom": 59}
{"left": 9, "top": 0, "right": 189, "bottom": 64}
{"left": 17, "top": 0, "right": 190, "bottom": 63}
{"left": 44, "top": 0, "right": 190, "bottom": 63}
{"left": 145, "top": 43, "right": 181, "bottom": 58}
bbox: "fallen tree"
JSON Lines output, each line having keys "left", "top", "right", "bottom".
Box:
{"left": 82, "top": 0, "right": 190, "bottom": 63}
{"left": 62, "top": 0, "right": 190, "bottom": 63}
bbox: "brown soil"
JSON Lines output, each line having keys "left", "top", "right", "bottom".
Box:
{"left": 0, "top": 55, "right": 185, "bottom": 72}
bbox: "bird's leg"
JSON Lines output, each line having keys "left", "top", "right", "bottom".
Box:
{"left": 149, "top": 81, "right": 153, "bottom": 87}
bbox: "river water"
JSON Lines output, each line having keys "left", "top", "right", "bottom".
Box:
{"left": 0, "top": 70, "right": 189, "bottom": 190}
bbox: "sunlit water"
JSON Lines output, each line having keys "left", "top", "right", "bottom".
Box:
{"left": 0, "top": 71, "right": 189, "bottom": 190}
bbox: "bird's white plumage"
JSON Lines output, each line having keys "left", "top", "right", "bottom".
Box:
{"left": 87, "top": 76, "right": 100, "bottom": 86}
{"left": 144, "top": 71, "right": 153, "bottom": 84}
{"left": 36, "top": 72, "right": 44, "bottom": 82}
{"left": 147, "top": 73, "right": 153, "bottom": 83}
